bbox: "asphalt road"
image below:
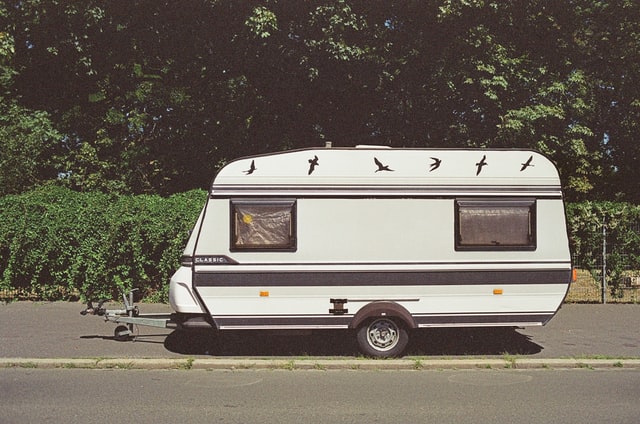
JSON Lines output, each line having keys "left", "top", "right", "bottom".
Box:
{"left": 0, "top": 302, "right": 639, "bottom": 360}
{"left": 4, "top": 303, "right": 639, "bottom": 424}
{"left": 2, "top": 368, "right": 640, "bottom": 424}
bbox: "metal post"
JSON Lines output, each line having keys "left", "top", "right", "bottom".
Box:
{"left": 602, "top": 218, "right": 607, "bottom": 304}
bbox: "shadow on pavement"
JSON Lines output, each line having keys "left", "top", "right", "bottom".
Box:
{"left": 81, "top": 334, "right": 169, "bottom": 345}
{"left": 163, "top": 327, "right": 542, "bottom": 357}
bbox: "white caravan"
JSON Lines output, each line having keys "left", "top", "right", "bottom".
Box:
{"left": 169, "top": 146, "right": 572, "bottom": 357}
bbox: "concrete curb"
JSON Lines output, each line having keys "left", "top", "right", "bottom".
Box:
{"left": 2, "top": 357, "right": 639, "bottom": 371}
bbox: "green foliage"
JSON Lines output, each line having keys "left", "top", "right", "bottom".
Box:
{"left": 0, "top": 3, "right": 16, "bottom": 87}
{"left": 0, "top": 100, "right": 63, "bottom": 196}
{"left": 246, "top": 6, "right": 278, "bottom": 39}
{"left": 1, "top": 189, "right": 639, "bottom": 302}
{"left": 567, "top": 202, "right": 640, "bottom": 296}
{"left": 0, "top": 186, "right": 205, "bottom": 301}
{"left": 2, "top": 1, "right": 640, "bottom": 201}
{"left": 6, "top": 1, "right": 640, "bottom": 303}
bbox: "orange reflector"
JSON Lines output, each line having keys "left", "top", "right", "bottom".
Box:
{"left": 260, "top": 291, "right": 270, "bottom": 297}
{"left": 493, "top": 288, "right": 503, "bottom": 295}
{"left": 572, "top": 268, "right": 578, "bottom": 282}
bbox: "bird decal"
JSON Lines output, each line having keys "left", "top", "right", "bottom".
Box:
{"left": 520, "top": 155, "right": 534, "bottom": 171}
{"left": 429, "top": 157, "right": 442, "bottom": 172}
{"left": 475, "top": 155, "right": 488, "bottom": 175}
{"left": 308, "top": 155, "right": 319, "bottom": 175}
{"left": 243, "top": 160, "right": 256, "bottom": 175}
{"left": 374, "top": 157, "right": 394, "bottom": 172}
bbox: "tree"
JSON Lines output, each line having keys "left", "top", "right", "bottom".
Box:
{"left": 0, "top": 3, "right": 61, "bottom": 195}
{"left": 0, "top": 102, "right": 61, "bottom": 195}
{"left": 4, "top": 1, "right": 640, "bottom": 201}
{"left": 571, "top": 0, "right": 640, "bottom": 202}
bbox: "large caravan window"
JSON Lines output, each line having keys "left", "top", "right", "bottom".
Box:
{"left": 231, "top": 199, "right": 296, "bottom": 251}
{"left": 455, "top": 199, "right": 536, "bottom": 251}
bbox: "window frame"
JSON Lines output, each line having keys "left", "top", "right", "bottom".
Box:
{"left": 454, "top": 198, "right": 537, "bottom": 251}
{"left": 230, "top": 199, "right": 297, "bottom": 252}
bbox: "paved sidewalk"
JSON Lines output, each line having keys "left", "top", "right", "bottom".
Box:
{"left": 2, "top": 356, "right": 640, "bottom": 371}
{"left": 1, "top": 302, "right": 639, "bottom": 370}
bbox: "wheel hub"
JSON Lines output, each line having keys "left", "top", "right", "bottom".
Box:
{"left": 367, "top": 318, "right": 399, "bottom": 351}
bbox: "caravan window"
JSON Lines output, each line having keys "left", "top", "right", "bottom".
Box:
{"left": 231, "top": 199, "right": 296, "bottom": 251}
{"left": 455, "top": 198, "right": 536, "bottom": 251}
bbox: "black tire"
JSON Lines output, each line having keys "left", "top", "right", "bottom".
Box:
{"left": 114, "top": 325, "right": 133, "bottom": 341}
{"left": 356, "top": 317, "right": 409, "bottom": 358}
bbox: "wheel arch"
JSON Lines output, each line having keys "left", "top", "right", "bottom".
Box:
{"left": 349, "top": 301, "right": 417, "bottom": 330}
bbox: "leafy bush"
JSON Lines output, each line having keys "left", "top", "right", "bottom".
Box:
{"left": 566, "top": 202, "right": 640, "bottom": 297}
{"left": 2, "top": 187, "right": 639, "bottom": 302}
{"left": 0, "top": 186, "right": 205, "bottom": 301}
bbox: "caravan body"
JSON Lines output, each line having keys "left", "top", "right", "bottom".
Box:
{"left": 169, "top": 147, "right": 572, "bottom": 356}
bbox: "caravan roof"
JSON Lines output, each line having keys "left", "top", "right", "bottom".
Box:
{"left": 211, "top": 147, "right": 562, "bottom": 197}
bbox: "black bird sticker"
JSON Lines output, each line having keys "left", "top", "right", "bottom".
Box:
{"left": 429, "top": 157, "right": 442, "bottom": 172}
{"left": 520, "top": 155, "right": 534, "bottom": 171}
{"left": 243, "top": 160, "right": 256, "bottom": 175}
{"left": 374, "top": 157, "right": 394, "bottom": 172}
{"left": 475, "top": 155, "right": 488, "bottom": 175}
{"left": 308, "top": 155, "right": 319, "bottom": 175}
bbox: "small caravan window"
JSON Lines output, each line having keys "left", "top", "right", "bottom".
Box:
{"left": 455, "top": 198, "right": 536, "bottom": 251}
{"left": 231, "top": 199, "right": 296, "bottom": 251}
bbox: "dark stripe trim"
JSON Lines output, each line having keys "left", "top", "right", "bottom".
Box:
{"left": 212, "top": 184, "right": 562, "bottom": 192}
{"left": 215, "top": 315, "right": 352, "bottom": 328}
{"left": 414, "top": 313, "right": 552, "bottom": 326}
{"left": 195, "top": 260, "right": 571, "bottom": 267}
{"left": 194, "top": 269, "right": 571, "bottom": 287}
{"left": 211, "top": 185, "right": 562, "bottom": 199}
{"left": 212, "top": 313, "right": 553, "bottom": 329}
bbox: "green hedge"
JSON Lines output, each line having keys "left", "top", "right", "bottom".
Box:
{"left": 0, "top": 186, "right": 205, "bottom": 302}
{"left": 566, "top": 201, "right": 640, "bottom": 296}
{"left": 1, "top": 187, "right": 640, "bottom": 302}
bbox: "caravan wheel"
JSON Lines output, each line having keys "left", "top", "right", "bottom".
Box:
{"left": 114, "top": 325, "right": 133, "bottom": 341}
{"left": 356, "top": 317, "right": 408, "bottom": 358}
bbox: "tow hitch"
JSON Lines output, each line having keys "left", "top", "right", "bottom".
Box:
{"left": 81, "top": 289, "right": 176, "bottom": 341}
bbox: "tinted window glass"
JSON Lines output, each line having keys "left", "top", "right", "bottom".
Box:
{"left": 231, "top": 200, "right": 296, "bottom": 251}
{"left": 456, "top": 199, "right": 535, "bottom": 250}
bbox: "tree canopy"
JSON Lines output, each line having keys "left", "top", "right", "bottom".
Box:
{"left": 1, "top": 1, "right": 639, "bottom": 201}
